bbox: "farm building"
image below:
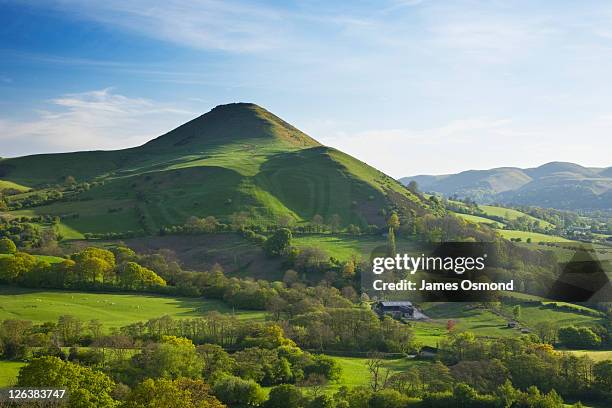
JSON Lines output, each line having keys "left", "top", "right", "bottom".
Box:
{"left": 372, "top": 301, "right": 429, "bottom": 320}
{"left": 373, "top": 301, "right": 415, "bottom": 319}
{"left": 418, "top": 346, "right": 439, "bottom": 359}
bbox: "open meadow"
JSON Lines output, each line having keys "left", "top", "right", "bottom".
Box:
{"left": 497, "top": 229, "right": 572, "bottom": 243}
{"left": 0, "top": 286, "right": 265, "bottom": 328}
{"left": 327, "top": 355, "right": 422, "bottom": 390}
{"left": 479, "top": 205, "right": 555, "bottom": 229}
{"left": 453, "top": 212, "right": 505, "bottom": 228}
{"left": 0, "top": 361, "right": 25, "bottom": 387}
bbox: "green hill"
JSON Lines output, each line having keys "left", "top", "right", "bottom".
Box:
{"left": 1, "top": 103, "right": 425, "bottom": 235}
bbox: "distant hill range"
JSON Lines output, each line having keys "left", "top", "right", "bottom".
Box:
{"left": 400, "top": 162, "right": 612, "bottom": 210}
{"left": 0, "top": 103, "right": 426, "bottom": 235}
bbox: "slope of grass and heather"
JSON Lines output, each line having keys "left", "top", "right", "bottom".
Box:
{"left": 119, "top": 233, "right": 286, "bottom": 280}
{"left": 0, "top": 286, "right": 264, "bottom": 328}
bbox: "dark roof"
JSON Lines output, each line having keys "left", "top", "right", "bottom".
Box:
{"left": 379, "top": 301, "right": 413, "bottom": 307}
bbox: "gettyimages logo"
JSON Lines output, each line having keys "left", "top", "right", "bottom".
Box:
{"left": 364, "top": 242, "right": 502, "bottom": 302}
{"left": 363, "top": 242, "right": 612, "bottom": 303}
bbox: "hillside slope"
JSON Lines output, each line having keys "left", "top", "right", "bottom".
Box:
{"left": 401, "top": 162, "right": 612, "bottom": 210}
{"left": 1, "top": 103, "right": 425, "bottom": 235}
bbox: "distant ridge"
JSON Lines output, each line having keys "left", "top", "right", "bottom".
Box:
{"left": 400, "top": 162, "right": 612, "bottom": 210}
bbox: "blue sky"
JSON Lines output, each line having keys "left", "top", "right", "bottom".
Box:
{"left": 1, "top": 0, "right": 611, "bottom": 177}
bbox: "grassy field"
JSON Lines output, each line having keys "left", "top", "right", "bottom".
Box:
{"left": 0, "top": 179, "right": 30, "bottom": 193}
{"left": 292, "top": 234, "right": 421, "bottom": 261}
{"left": 0, "top": 361, "right": 25, "bottom": 387}
{"left": 501, "top": 303, "right": 602, "bottom": 328}
{"left": 0, "top": 286, "right": 265, "bottom": 328}
{"left": 480, "top": 205, "right": 554, "bottom": 229}
{"left": 504, "top": 292, "right": 605, "bottom": 314}
{"left": 498, "top": 229, "right": 572, "bottom": 243}
{"left": 55, "top": 221, "right": 86, "bottom": 240}
{"left": 328, "top": 356, "right": 421, "bottom": 390}
{"left": 0, "top": 253, "right": 65, "bottom": 263}
{"left": 454, "top": 212, "right": 505, "bottom": 228}
{"left": 411, "top": 321, "right": 449, "bottom": 347}
{"left": 567, "top": 350, "right": 612, "bottom": 362}
{"left": 410, "top": 299, "right": 604, "bottom": 346}
{"left": 414, "top": 303, "right": 519, "bottom": 344}
{"left": 520, "top": 242, "right": 612, "bottom": 263}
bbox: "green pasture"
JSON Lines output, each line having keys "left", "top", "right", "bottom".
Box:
{"left": 454, "top": 212, "right": 505, "bottom": 228}
{"left": 0, "top": 361, "right": 25, "bottom": 387}
{"left": 417, "top": 303, "right": 518, "bottom": 340}
{"left": 480, "top": 205, "right": 554, "bottom": 229}
{"left": 0, "top": 253, "right": 65, "bottom": 263}
{"left": 498, "top": 229, "right": 572, "bottom": 243}
{"left": 327, "top": 355, "right": 421, "bottom": 390}
{"left": 411, "top": 299, "right": 604, "bottom": 347}
{"left": 567, "top": 350, "right": 612, "bottom": 362}
{"left": 292, "top": 234, "right": 421, "bottom": 261}
{"left": 0, "top": 286, "right": 265, "bottom": 328}
{"left": 499, "top": 302, "right": 602, "bottom": 329}
{"left": 0, "top": 179, "right": 30, "bottom": 193}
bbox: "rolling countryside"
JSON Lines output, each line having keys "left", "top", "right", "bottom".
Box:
{"left": 1, "top": 103, "right": 610, "bottom": 407}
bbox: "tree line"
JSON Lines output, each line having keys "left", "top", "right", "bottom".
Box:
{"left": 3, "top": 314, "right": 609, "bottom": 407}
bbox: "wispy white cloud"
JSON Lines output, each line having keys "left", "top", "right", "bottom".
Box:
{"left": 0, "top": 88, "right": 195, "bottom": 157}
{"left": 35, "top": 0, "right": 289, "bottom": 52}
